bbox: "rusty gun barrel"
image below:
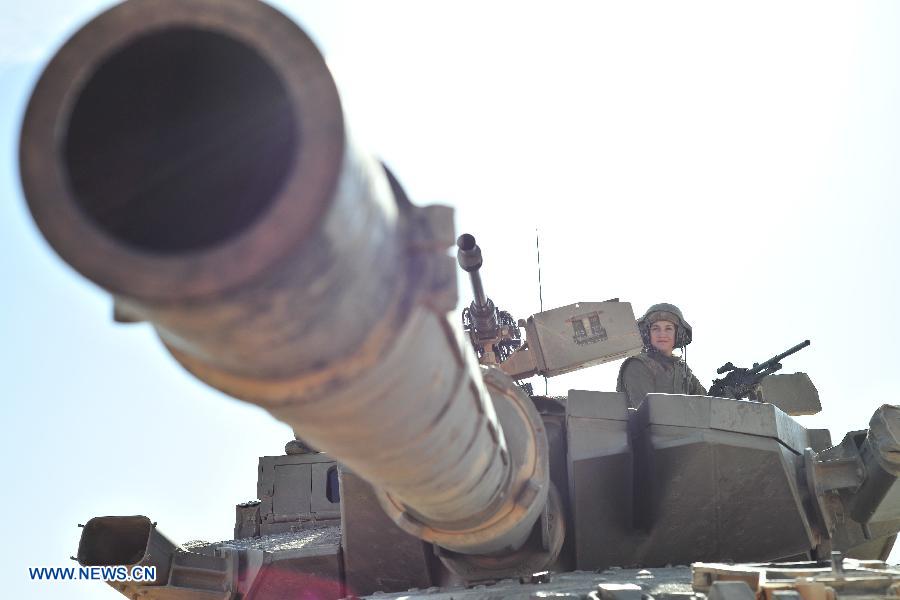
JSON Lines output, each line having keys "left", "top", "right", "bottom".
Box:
{"left": 20, "top": 0, "right": 553, "bottom": 562}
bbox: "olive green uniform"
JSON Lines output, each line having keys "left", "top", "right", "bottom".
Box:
{"left": 616, "top": 351, "right": 707, "bottom": 409}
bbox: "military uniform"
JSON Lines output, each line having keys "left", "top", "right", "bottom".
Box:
{"left": 616, "top": 351, "right": 707, "bottom": 409}
{"left": 616, "top": 302, "right": 706, "bottom": 409}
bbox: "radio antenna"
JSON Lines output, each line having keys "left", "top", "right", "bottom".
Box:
{"left": 536, "top": 227, "right": 548, "bottom": 395}
{"left": 536, "top": 227, "right": 543, "bottom": 312}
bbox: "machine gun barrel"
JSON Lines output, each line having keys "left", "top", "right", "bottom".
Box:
{"left": 456, "top": 233, "right": 501, "bottom": 340}
{"left": 20, "top": 0, "right": 550, "bottom": 562}
{"left": 457, "top": 233, "right": 490, "bottom": 308}
{"left": 750, "top": 339, "right": 811, "bottom": 375}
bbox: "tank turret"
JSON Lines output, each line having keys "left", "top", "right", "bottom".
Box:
{"left": 19, "top": 1, "right": 900, "bottom": 598}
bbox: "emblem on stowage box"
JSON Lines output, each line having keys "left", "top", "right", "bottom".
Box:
{"left": 568, "top": 311, "right": 608, "bottom": 345}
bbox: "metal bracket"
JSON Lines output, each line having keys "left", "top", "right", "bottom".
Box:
{"left": 803, "top": 447, "right": 865, "bottom": 537}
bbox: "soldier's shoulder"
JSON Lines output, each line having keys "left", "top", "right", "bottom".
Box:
{"left": 620, "top": 353, "right": 654, "bottom": 374}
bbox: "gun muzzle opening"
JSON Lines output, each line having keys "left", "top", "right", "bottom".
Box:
{"left": 457, "top": 233, "right": 477, "bottom": 253}
{"left": 456, "top": 233, "right": 484, "bottom": 272}
{"left": 21, "top": 0, "right": 348, "bottom": 301}
{"left": 64, "top": 28, "right": 297, "bottom": 255}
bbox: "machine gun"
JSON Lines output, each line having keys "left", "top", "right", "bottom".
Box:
{"left": 456, "top": 233, "right": 522, "bottom": 365}
{"left": 709, "top": 340, "right": 811, "bottom": 400}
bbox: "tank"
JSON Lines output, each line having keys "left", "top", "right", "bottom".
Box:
{"left": 17, "top": 1, "right": 900, "bottom": 599}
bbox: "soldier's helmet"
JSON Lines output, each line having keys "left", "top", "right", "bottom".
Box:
{"left": 637, "top": 303, "right": 693, "bottom": 348}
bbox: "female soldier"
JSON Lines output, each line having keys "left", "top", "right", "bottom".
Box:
{"left": 616, "top": 303, "right": 706, "bottom": 408}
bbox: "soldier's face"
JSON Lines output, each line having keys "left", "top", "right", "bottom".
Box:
{"left": 649, "top": 320, "right": 676, "bottom": 356}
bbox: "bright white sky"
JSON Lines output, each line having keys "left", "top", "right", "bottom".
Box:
{"left": 3, "top": 2, "right": 900, "bottom": 598}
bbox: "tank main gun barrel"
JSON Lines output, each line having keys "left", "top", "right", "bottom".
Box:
{"left": 20, "top": 0, "right": 552, "bottom": 564}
